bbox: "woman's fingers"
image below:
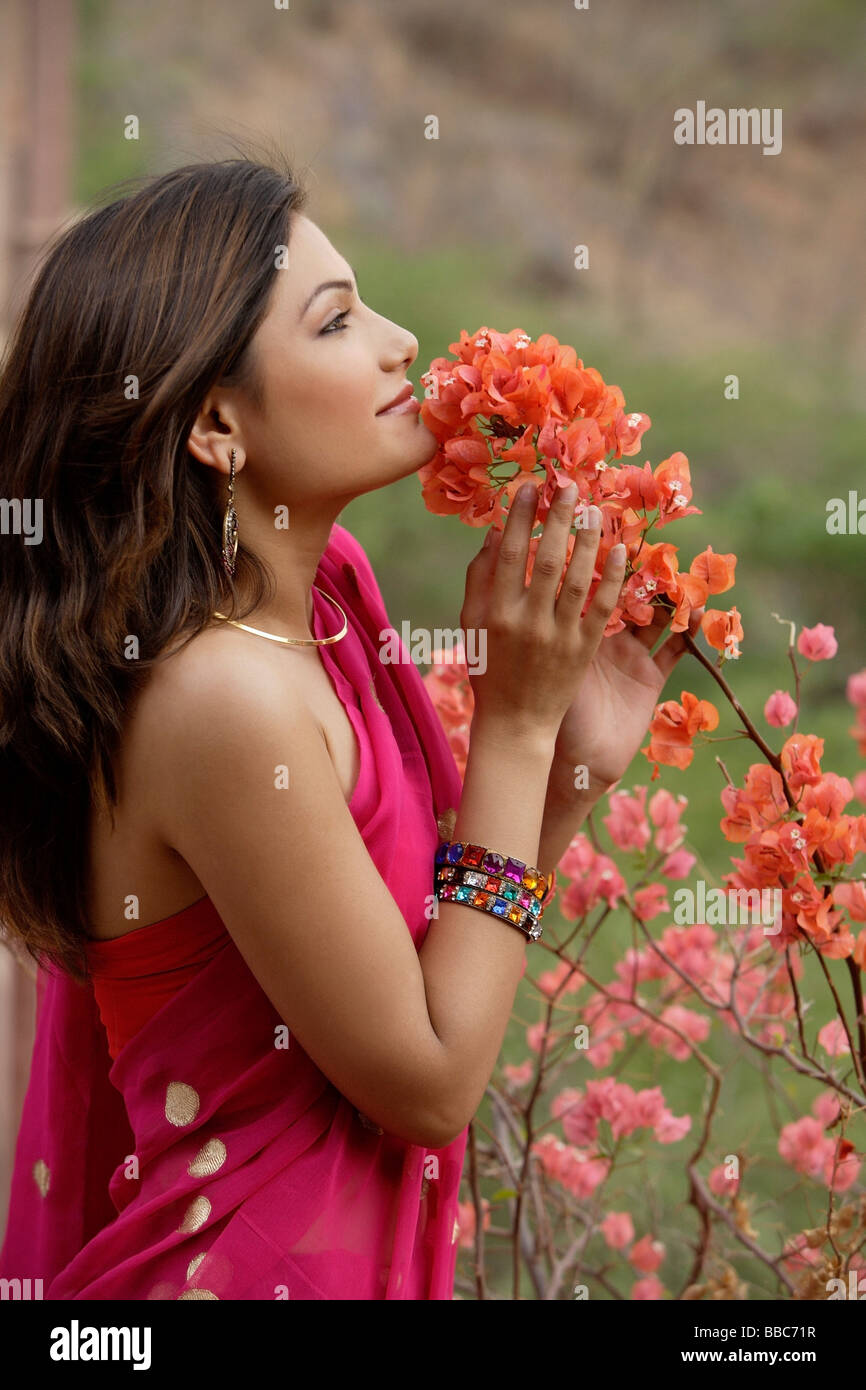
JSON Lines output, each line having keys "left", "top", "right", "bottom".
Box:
{"left": 524, "top": 484, "right": 584, "bottom": 613}
{"left": 573, "top": 541, "right": 628, "bottom": 648}
{"left": 552, "top": 503, "right": 608, "bottom": 625}
{"left": 489, "top": 481, "right": 539, "bottom": 613}
{"left": 460, "top": 526, "right": 500, "bottom": 630}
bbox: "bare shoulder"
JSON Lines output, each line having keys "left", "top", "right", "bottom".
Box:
{"left": 141, "top": 622, "right": 314, "bottom": 737}
{"left": 125, "top": 623, "right": 320, "bottom": 824}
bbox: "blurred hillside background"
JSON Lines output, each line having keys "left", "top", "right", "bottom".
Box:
{"left": 0, "top": 0, "right": 864, "bottom": 1294}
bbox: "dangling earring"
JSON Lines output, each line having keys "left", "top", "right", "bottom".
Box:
{"left": 221, "top": 448, "right": 239, "bottom": 579}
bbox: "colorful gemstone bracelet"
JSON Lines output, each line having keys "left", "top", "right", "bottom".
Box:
{"left": 433, "top": 841, "right": 554, "bottom": 942}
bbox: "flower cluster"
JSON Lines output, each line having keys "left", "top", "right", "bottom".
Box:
{"left": 633, "top": 624, "right": 866, "bottom": 962}
{"left": 420, "top": 428, "right": 866, "bottom": 1296}
{"left": 418, "top": 327, "right": 740, "bottom": 647}
{"left": 778, "top": 1091, "right": 861, "bottom": 1191}
{"left": 722, "top": 749, "right": 866, "bottom": 962}
{"left": 423, "top": 646, "right": 865, "bottom": 1296}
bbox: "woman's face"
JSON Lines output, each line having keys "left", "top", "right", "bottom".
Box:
{"left": 230, "top": 214, "right": 439, "bottom": 515}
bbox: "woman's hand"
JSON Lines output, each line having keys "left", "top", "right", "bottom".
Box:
{"left": 551, "top": 598, "right": 707, "bottom": 795}
{"left": 459, "top": 482, "right": 627, "bottom": 745}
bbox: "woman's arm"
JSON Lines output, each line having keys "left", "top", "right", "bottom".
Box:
{"left": 151, "top": 638, "right": 554, "bottom": 1150}
{"left": 153, "top": 485, "right": 623, "bottom": 1149}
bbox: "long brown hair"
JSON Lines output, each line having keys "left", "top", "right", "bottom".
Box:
{"left": 0, "top": 148, "right": 309, "bottom": 980}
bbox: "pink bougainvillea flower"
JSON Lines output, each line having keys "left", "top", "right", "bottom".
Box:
{"left": 648, "top": 788, "right": 688, "bottom": 853}
{"left": 823, "top": 1138, "right": 861, "bottom": 1192}
{"left": 660, "top": 847, "right": 696, "bottom": 879}
{"left": 779, "top": 1117, "right": 860, "bottom": 1192}
{"left": 847, "top": 670, "right": 866, "bottom": 706}
{"left": 764, "top": 690, "right": 798, "bottom": 727}
{"left": 536, "top": 958, "right": 584, "bottom": 998}
{"left": 797, "top": 623, "right": 838, "bottom": 662}
{"left": 503, "top": 1060, "right": 534, "bottom": 1086}
{"left": 708, "top": 1164, "right": 740, "bottom": 1197}
{"left": 817, "top": 1018, "right": 850, "bottom": 1056}
{"left": 603, "top": 786, "right": 651, "bottom": 852}
{"left": 631, "top": 1276, "right": 665, "bottom": 1300}
{"left": 455, "top": 1198, "right": 491, "bottom": 1249}
{"left": 600, "top": 1211, "right": 635, "bottom": 1249}
{"left": 781, "top": 1234, "right": 824, "bottom": 1271}
{"left": 778, "top": 1116, "right": 832, "bottom": 1179}
{"left": 645, "top": 1005, "right": 711, "bottom": 1061}
{"left": 629, "top": 1234, "right": 666, "bottom": 1273}
{"left": 811, "top": 1089, "right": 841, "bottom": 1127}
{"left": 633, "top": 883, "right": 670, "bottom": 922}
{"left": 558, "top": 839, "right": 627, "bottom": 919}
{"left": 833, "top": 880, "right": 866, "bottom": 922}
{"left": 420, "top": 645, "right": 475, "bottom": 779}
{"left": 530, "top": 1134, "right": 611, "bottom": 1199}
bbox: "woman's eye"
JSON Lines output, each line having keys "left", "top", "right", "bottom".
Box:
{"left": 322, "top": 310, "right": 350, "bottom": 334}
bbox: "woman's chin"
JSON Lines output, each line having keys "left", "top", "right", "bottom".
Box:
{"left": 415, "top": 420, "right": 441, "bottom": 465}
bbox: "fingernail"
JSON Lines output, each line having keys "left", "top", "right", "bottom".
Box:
{"left": 611, "top": 542, "right": 626, "bottom": 560}
{"left": 518, "top": 482, "right": 536, "bottom": 504}
{"left": 586, "top": 505, "right": 601, "bottom": 528}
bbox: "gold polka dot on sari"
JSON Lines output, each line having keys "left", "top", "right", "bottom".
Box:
{"left": 178, "top": 1288, "right": 219, "bottom": 1299}
{"left": 146, "top": 1281, "right": 177, "bottom": 1300}
{"left": 186, "top": 1252, "right": 207, "bottom": 1281}
{"left": 187, "top": 1138, "right": 226, "bottom": 1178}
{"left": 177, "top": 1195, "right": 211, "bottom": 1234}
{"left": 32, "top": 1159, "right": 51, "bottom": 1198}
{"left": 165, "top": 1082, "right": 200, "bottom": 1127}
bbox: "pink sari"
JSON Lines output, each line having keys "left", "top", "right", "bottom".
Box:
{"left": 0, "top": 522, "right": 468, "bottom": 1300}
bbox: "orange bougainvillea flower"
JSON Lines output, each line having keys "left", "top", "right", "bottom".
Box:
{"left": 689, "top": 545, "right": 737, "bottom": 595}
{"left": 780, "top": 732, "right": 825, "bottom": 790}
{"left": 641, "top": 690, "right": 720, "bottom": 780}
{"left": 719, "top": 763, "right": 791, "bottom": 842}
{"left": 417, "top": 326, "right": 740, "bottom": 651}
{"left": 701, "top": 606, "right": 744, "bottom": 660}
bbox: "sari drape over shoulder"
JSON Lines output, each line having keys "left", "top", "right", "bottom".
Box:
{"left": 0, "top": 522, "right": 468, "bottom": 1300}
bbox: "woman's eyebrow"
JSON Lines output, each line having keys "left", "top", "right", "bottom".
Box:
{"left": 299, "top": 271, "right": 359, "bottom": 321}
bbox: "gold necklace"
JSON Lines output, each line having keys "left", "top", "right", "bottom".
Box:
{"left": 212, "top": 584, "right": 348, "bottom": 646}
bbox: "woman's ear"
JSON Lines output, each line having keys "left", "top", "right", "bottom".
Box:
{"left": 186, "top": 390, "right": 244, "bottom": 475}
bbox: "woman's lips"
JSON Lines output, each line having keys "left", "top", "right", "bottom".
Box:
{"left": 377, "top": 394, "right": 422, "bottom": 417}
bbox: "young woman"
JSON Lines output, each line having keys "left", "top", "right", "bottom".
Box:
{"left": 0, "top": 154, "right": 701, "bottom": 1300}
